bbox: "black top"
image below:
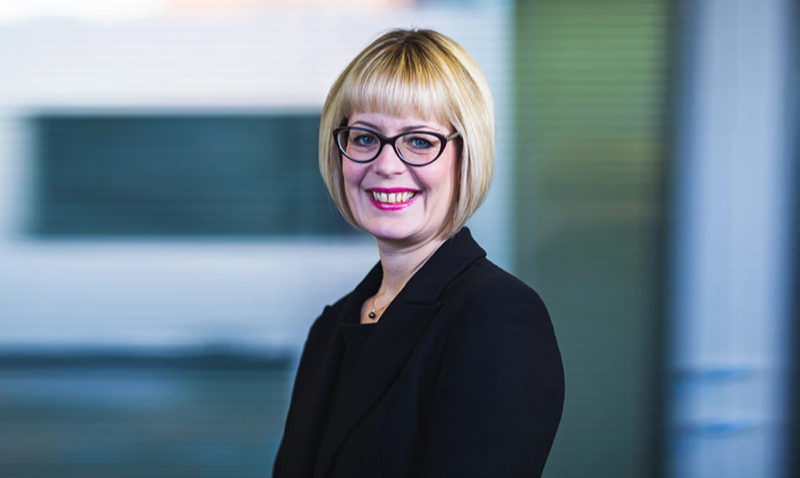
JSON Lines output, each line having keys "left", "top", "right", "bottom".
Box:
{"left": 336, "top": 321, "right": 377, "bottom": 399}
{"left": 324, "top": 317, "right": 376, "bottom": 436}
{"left": 274, "top": 228, "right": 564, "bottom": 478}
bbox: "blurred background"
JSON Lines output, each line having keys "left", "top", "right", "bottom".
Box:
{"left": 0, "top": 0, "right": 796, "bottom": 477}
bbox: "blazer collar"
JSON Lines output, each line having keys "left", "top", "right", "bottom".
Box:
{"left": 313, "top": 227, "right": 485, "bottom": 477}
{"left": 340, "top": 227, "right": 487, "bottom": 315}
{"left": 401, "top": 227, "right": 487, "bottom": 304}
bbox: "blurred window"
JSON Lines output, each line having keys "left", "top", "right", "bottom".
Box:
{"left": 0, "top": 350, "right": 293, "bottom": 476}
{"left": 31, "top": 113, "right": 354, "bottom": 237}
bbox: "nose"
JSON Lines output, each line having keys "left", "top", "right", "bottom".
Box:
{"left": 372, "top": 142, "right": 406, "bottom": 176}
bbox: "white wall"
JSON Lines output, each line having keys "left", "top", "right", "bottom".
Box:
{"left": 0, "top": 6, "right": 514, "bottom": 352}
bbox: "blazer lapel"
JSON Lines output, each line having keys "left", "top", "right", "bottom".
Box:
{"left": 278, "top": 305, "right": 345, "bottom": 477}
{"left": 279, "top": 263, "right": 383, "bottom": 476}
{"left": 313, "top": 228, "right": 486, "bottom": 478}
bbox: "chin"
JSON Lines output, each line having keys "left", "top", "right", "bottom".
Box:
{"left": 365, "top": 223, "right": 418, "bottom": 242}
{"left": 363, "top": 220, "right": 448, "bottom": 248}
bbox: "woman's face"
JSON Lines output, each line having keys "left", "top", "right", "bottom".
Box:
{"left": 342, "top": 112, "right": 458, "bottom": 248}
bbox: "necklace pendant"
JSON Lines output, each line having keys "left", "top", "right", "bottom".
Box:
{"left": 368, "top": 310, "right": 376, "bottom": 319}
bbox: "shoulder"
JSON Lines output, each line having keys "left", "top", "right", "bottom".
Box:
{"left": 306, "top": 292, "right": 351, "bottom": 342}
{"left": 444, "top": 257, "right": 550, "bottom": 323}
{"left": 438, "top": 258, "right": 562, "bottom": 374}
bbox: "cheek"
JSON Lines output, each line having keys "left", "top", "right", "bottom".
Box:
{"left": 341, "top": 161, "right": 361, "bottom": 190}
{"left": 341, "top": 161, "right": 368, "bottom": 206}
{"left": 428, "top": 156, "right": 458, "bottom": 202}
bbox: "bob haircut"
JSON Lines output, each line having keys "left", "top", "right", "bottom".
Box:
{"left": 319, "top": 29, "right": 495, "bottom": 238}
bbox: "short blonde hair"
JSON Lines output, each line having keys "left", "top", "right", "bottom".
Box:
{"left": 319, "top": 29, "right": 495, "bottom": 238}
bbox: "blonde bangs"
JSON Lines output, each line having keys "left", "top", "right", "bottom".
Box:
{"left": 337, "top": 46, "right": 455, "bottom": 126}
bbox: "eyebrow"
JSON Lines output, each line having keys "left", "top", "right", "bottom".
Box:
{"left": 351, "top": 120, "right": 441, "bottom": 133}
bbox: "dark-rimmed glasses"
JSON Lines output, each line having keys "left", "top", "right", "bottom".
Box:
{"left": 333, "top": 126, "right": 460, "bottom": 166}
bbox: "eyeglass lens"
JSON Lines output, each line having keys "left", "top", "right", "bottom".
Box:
{"left": 337, "top": 129, "right": 443, "bottom": 165}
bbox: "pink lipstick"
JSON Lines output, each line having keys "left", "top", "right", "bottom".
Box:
{"left": 367, "top": 188, "right": 419, "bottom": 210}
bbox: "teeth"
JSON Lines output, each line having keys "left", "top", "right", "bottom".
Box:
{"left": 371, "top": 191, "right": 415, "bottom": 203}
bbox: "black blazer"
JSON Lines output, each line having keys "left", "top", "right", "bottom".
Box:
{"left": 273, "top": 228, "right": 564, "bottom": 477}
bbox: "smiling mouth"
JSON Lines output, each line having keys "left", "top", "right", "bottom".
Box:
{"left": 370, "top": 190, "right": 416, "bottom": 204}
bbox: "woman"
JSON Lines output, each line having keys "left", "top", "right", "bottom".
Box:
{"left": 274, "top": 29, "right": 564, "bottom": 477}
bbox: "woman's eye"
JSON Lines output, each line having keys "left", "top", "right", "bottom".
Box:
{"left": 353, "top": 134, "right": 377, "bottom": 146}
{"left": 408, "top": 137, "right": 434, "bottom": 149}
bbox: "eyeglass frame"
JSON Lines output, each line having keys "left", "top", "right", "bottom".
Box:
{"left": 333, "top": 126, "right": 460, "bottom": 167}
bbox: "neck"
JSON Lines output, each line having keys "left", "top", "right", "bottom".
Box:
{"left": 375, "top": 234, "right": 446, "bottom": 300}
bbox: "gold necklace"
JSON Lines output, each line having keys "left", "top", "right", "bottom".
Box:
{"left": 367, "top": 243, "right": 441, "bottom": 320}
{"left": 368, "top": 295, "right": 389, "bottom": 320}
